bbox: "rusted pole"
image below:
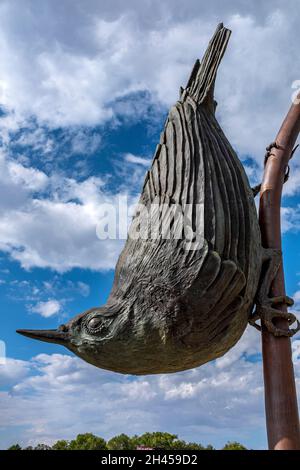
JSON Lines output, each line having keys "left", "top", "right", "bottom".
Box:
{"left": 259, "top": 91, "right": 300, "bottom": 450}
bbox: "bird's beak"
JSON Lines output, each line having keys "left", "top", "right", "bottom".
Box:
{"left": 16, "top": 327, "right": 69, "bottom": 345}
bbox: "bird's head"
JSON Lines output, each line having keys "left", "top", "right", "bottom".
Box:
{"left": 16, "top": 306, "right": 132, "bottom": 372}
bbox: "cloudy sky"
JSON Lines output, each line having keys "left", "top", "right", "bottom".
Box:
{"left": 0, "top": 0, "right": 300, "bottom": 450}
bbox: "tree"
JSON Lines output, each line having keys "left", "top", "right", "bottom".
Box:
{"left": 134, "top": 432, "right": 180, "bottom": 450}
{"left": 134, "top": 431, "right": 177, "bottom": 449}
{"left": 52, "top": 440, "right": 70, "bottom": 450}
{"left": 7, "top": 444, "right": 22, "bottom": 450}
{"left": 6, "top": 433, "right": 245, "bottom": 450}
{"left": 133, "top": 432, "right": 211, "bottom": 450}
{"left": 107, "top": 433, "right": 135, "bottom": 450}
{"left": 171, "top": 439, "right": 207, "bottom": 450}
{"left": 33, "top": 444, "right": 51, "bottom": 450}
{"left": 222, "top": 441, "right": 247, "bottom": 450}
{"left": 68, "top": 433, "right": 107, "bottom": 450}
{"left": 206, "top": 444, "right": 215, "bottom": 450}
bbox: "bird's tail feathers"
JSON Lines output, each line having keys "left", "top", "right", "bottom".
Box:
{"left": 184, "top": 23, "right": 231, "bottom": 110}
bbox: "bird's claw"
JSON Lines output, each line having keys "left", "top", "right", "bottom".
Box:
{"left": 284, "top": 144, "right": 299, "bottom": 182}
{"left": 252, "top": 140, "right": 295, "bottom": 193}
{"left": 264, "top": 141, "right": 280, "bottom": 166}
{"left": 263, "top": 141, "right": 298, "bottom": 183}
{"left": 290, "top": 143, "right": 299, "bottom": 159}
{"left": 252, "top": 184, "right": 261, "bottom": 197}
{"left": 284, "top": 165, "right": 290, "bottom": 183}
{"left": 265, "top": 141, "right": 279, "bottom": 152}
{"left": 249, "top": 295, "right": 300, "bottom": 337}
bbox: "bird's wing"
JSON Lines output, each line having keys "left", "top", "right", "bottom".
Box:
{"left": 108, "top": 24, "right": 232, "bottom": 307}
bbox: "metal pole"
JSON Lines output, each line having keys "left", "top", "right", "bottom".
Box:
{"left": 259, "top": 92, "right": 300, "bottom": 449}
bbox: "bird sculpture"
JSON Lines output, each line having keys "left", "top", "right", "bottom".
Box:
{"left": 17, "top": 24, "right": 299, "bottom": 375}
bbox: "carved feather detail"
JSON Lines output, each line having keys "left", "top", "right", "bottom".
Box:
{"left": 105, "top": 24, "right": 261, "bottom": 373}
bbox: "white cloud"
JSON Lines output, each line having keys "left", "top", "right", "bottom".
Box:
{"left": 77, "top": 282, "right": 90, "bottom": 297}
{"left": 30, "top": 300, "right": 61, "bottom": 318}
{"left": 293, "top": 290, "right": 300, "bottom": 320}
{"left": 2, "top": 278, "right": 91, "bottom": 320}
{"left": 7, "top": 160, "right": 48, "bottom": 192}
{"left": 70, "top": 130, "right": 101, "bottom": 155}
{"left": 294, "top": 291, "right": 300, "bottom": 303}
{"left": 281, "top": 205, "right": 300, "bottom": 233}
{"left": 0, "top": 357, "right": 30, "bottom": 387}
{"left": 0, "top": 7, "right": 299, "bottom": 272}
{"left": 124, "top": 153, "right": 151, "bottom": 167}
{"left": 0, "top": 0, "right": 298, "bottom": 168}
{"left": 0, "top": 1, "right": 299, "bottom": 273}
{"left": 13, "top": 126, "right": 54, "bottom": 155}
{"left": 283, "top": 162, "right": 300, "bottom": 197}
{"left": 0, "top": 149, "right": 132, "bottom": 271}
{"left": 0, "top": 1, "right": 299, "bottom": 276}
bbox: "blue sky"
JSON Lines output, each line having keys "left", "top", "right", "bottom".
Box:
{"left": 0, "top": 0, "right": 300, "bottom": 450}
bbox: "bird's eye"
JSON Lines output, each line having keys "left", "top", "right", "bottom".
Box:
{"left": 85, "top": 314, "right": 114, "bottom": 336}
{"left": 88, "top": 317, "right": 102, "bottom": 331}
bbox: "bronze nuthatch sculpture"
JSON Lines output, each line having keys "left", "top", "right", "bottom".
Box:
{"left": 17, "top": 24, "right": 299, "bottom": 375}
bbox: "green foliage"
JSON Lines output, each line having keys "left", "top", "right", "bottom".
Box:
{"left": 68, "top": 433, "right": 107, "bottom": 450}
{"left": 33, "top": 443, "right": 52, "bottom": 450}
{"left": 171, "top": 439, "right": 210, "bottom": 450}
{"left": 222, "top": 441, "right": 247, "bottom": 450}
{"left": 133, "top": 431, "right": 178, "bottom": 449}
{"left": 52, "top": 440, "right": 70, "bottom": 450}
{"left": 7, "top": 433, "right": 245, "bottom": 450}
{"left": 132, "top": 432, "right": 213, "bottom": 450}
{"left": 7, "top": 444, "right": 22, "bottom": 450}
{"left": 206, "top": 444, "right": 215, "bottom": 450}
{"left": 107, "top": 433, "right": 135, "bottom": 450}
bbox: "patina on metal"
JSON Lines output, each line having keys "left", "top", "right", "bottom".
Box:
{"left": 17, "top": 24, "right": 299, "bottom": 375}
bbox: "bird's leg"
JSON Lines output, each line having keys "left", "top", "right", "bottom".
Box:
{"left": 249, "top": 248, "right": 300, "bottom": 336}
{"left": 251, "top": 142, "right": 279, "bottom": 197}
{"left": 251, "top": 142, "right": 299, "bottom": 197}
{"left": 252, "top": 184, "right": 261, "bottom": 197}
